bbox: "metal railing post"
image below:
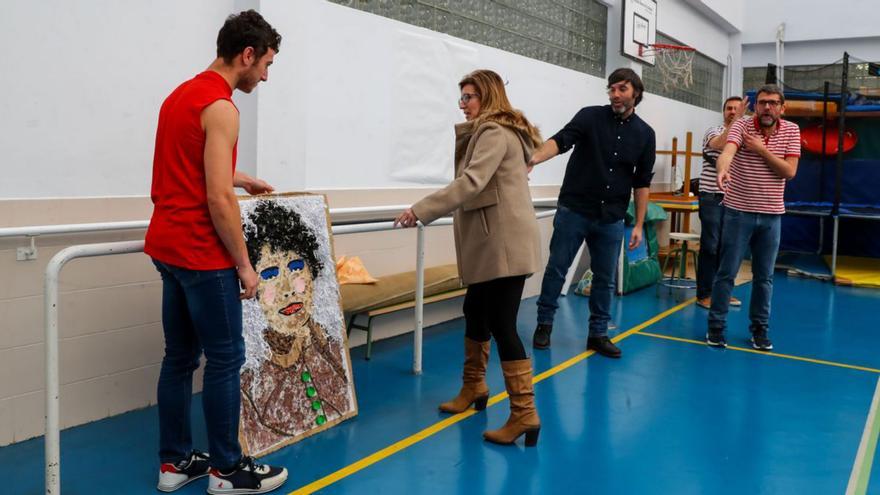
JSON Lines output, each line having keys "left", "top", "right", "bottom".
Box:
{"left": 413, "top": 223, "right": 425, "bottom": 375}
{"left": 44, "top": 258, "right": 62, "bottom": 494}
{"left": 43, "top": 240, "right": 145, "bottom": 494}
{"left": 831, "top": 215, "right": 839, "bottom": 279}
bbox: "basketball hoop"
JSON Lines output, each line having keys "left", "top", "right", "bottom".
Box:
{"left": 639, "top": 43, "right": 696, "bottom": 91}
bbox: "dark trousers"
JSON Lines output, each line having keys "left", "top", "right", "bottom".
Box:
{"left": 696, "top": 192, "right": 724, "bottom": 300}
{"left": 152, "top": 260, "right": 245, "bottom": 470}
{"left": 463, "top": 275, "right": 528, "bottom": 361}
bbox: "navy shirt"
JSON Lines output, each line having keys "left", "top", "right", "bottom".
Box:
{"left": 550, "top": 105, "right": 655, "bottom": 223}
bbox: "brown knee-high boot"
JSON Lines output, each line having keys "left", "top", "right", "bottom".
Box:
{"left": 439, "top": 338, "right": 490, "bottom": 413}
{"left": 483, "top": 358, "right": 540, "bottom": 446}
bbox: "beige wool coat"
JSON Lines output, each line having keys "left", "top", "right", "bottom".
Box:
{"left": 412, "top": 118, "right": 542, "bottom": 285}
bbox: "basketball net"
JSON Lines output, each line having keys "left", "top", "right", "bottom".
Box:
{"left": 641, "top": 44, "right": 696, "bottom": 92}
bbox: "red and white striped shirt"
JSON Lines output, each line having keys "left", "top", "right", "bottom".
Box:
{"left": 722, "top": 117, "right": 800, "bottom": 214}
{"left": 700, "top": 124, "right": 724, "bottom": 194}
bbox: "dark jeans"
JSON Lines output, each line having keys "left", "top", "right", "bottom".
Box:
{"left": 707, "top": 208, "right": 781, "bottom": 332}
{"left": 464, "top": 275, "right": 528, "bottom": 361}
{"left": 153, "top": 260, "right": 245, "bottom": 470}
{"left": 536, "top": 205, "right": 624, "bottom": 337}
{"left": 696, "top": 192, "right": 724, "bottom": 300}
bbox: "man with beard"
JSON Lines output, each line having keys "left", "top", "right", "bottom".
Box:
{"left": 695, "top": 96, "right": 747, "bottom": 310}
{"left": 528, "top": 68, "right": 656, "bottom": 358}
{"left": 145, "top": 10, "right": 288, "bottom": 494}
{"left": 706, "top": 84, "right": 800, "bottom": 350}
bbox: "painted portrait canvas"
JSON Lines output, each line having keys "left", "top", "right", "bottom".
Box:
{"left": 238, "top": 193, "right": 357, "bottom": 456}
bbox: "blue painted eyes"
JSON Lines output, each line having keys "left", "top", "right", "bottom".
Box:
{"left": 260, "top": 260, "right": 305, "bottom": 280}
{"left": 260, "top": 267, "right": 280, "bottom": 280}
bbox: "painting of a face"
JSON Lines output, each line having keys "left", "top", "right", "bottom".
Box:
{"left": 238, "top": 195, "right": 357, "bottom": 458}
{"left": 256, "top": 244, "right": 314, "bottom": 333}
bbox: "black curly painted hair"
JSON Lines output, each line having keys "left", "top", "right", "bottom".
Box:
{"left": 243, "top": 200, "right": 324, "bottom": 275}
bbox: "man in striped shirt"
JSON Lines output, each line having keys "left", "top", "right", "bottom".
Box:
{"left": 696, "top": 96, "right": 747, "bottom": 310}
{"left": 706, "top": 85, "right": 800, "bottom": 351}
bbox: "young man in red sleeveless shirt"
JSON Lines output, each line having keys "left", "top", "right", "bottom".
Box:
{"left": 706, "top": 84, "right": 800, "bottom": 351}
{"left": 145, "top": 10, "right": 287, "bottom": 494}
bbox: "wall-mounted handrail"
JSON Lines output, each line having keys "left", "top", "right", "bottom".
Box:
{"left": 1, "top": 197, "right": 559, "bottom": 239}
{"left": 0, "top": 220, "right": 150, "bottom": 239}
{"left": 41, "top": 205, "right": 557, "bottom": 494}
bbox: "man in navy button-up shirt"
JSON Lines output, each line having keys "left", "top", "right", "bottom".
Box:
{"left": 529, "top": 68, "right": 656, "bottom": 358}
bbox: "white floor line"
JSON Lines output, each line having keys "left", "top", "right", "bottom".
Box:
{"left": 847, "top": 376, "right": 880, "bottom": 495}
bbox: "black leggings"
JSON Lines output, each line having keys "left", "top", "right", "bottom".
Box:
{"left": 463, "top": 275, "right": 528, "bottom": 361}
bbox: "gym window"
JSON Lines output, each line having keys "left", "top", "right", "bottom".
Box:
{"left": 329, "top": 0, "right": 608, "bottom": 77}
{"left": 743, "top": 61, "right": 880, "bottom": 94}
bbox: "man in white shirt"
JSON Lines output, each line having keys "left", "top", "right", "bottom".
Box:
{"left": 696, "top": 96, "right": 746, "bottom": 310}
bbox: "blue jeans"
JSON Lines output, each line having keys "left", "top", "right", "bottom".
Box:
{"left": 696, "top": 193, "right": 724, "bottom": 300}
{"left": 707, "top": 208, "right": 781, "bottom": 332}
{"left": 153, "top": 260, "right": 245, "bottom": 470}
{"left": 537, "top": 205, "right": 624, "bottom": 337}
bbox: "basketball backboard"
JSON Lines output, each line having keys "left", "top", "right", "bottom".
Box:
{"left": 622, "top": 0, "right": 658, "bottom": 65}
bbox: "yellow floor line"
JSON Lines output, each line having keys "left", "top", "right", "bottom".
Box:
{"left": 638, "top": 331, "right": 880, "bottom": 374}
{"left": 288, "top": 299, "right": 696, "bottom": 494}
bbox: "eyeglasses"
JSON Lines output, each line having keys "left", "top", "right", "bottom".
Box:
{"left": 459, "top": 93, "right": 479, "bottom": 104}
{"left": 756, "top": 99, "right": 782, "bottom": 108}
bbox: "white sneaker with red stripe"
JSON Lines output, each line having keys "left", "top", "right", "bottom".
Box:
{"left": 157, "top": 450, "right": 211, "bottom": 492}
{"left": 207, "top": 456, "right": 288, "bottom": 494}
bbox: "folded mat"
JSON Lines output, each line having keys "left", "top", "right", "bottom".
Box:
{"left": 340, "top": 264, "right": 464, "bottom": 313}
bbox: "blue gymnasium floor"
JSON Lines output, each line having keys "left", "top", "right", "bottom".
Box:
{"left": 4, "top": 273, "right": 880, "bottom": 494}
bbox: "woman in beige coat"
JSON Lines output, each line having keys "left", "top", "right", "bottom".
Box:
{"left": 394, "top": 70, "right": 543, "bottom": 446}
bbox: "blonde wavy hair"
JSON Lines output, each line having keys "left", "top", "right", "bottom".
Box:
{"left": 459, "top": 70, "right": 542, "bottom": 148}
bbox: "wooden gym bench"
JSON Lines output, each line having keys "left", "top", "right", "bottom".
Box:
{"left": 340, "top": 264, "right": 466, "bottom": 360}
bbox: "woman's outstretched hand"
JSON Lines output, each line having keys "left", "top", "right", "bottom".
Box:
{"left": 393, "top": 208, "right": 419, "bottom": 228}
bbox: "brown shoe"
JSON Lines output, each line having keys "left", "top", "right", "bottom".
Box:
{"left": 483, "top": 358, "right": 540, "bottom": 446}
{"left": 729, "top": 296, "right": 742, "bottom": 307}
{"left": 696, "top": 297, "right": 711, "bottom": 309}
{"left": 438, "top": 338, "right": 490, "bottom": 413}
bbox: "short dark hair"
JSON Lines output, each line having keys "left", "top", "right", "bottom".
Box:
{"left": 756, "top": 85, "right": 785, "bottom": 104}
{"left": 723, "top": 96, "right": 743, "bottom": 108}
{"left": 608, "top": 68, "right": 645, "bottom": 106}
{"left": 216, "top": 10, "right": 281, "bottom": 64}
{"left": 244, "top": 200, "right": 324, "bottom": 275}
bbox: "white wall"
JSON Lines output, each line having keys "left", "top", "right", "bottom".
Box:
{"left": 743, "top": 37, "right": 880, "bottom": 68}
{"left": 0, "top": 0, "right": 259, "bottom": 200}
{"left": 742, "top": 0, "right": 878, "bottom": 44}
{"left": 0, "top": 0, "right": 740, "bottom": 200}
{"left": 257, "top": 0, "right": 733, "bottom": 195}
{"left": 256, "top": 0, "right": 595, "bottom": 191}
{"left": 677, "top": 0, "right": 746, "bottom": 98}
{"left": 741, "top": 0, "right": 880, "bottom": 68}
{"left": 603, "top": 0, "right": 638, "bottom": 73}
{"left": 684, "top": 0, "right": 743, "bottom": 34}
{"left": 659, "top": 0, "right": 732, "bottom": 64}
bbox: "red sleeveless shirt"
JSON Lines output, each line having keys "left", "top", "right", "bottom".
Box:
{"left": 145, "top": 71, "right": 238, "bottom": 270}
